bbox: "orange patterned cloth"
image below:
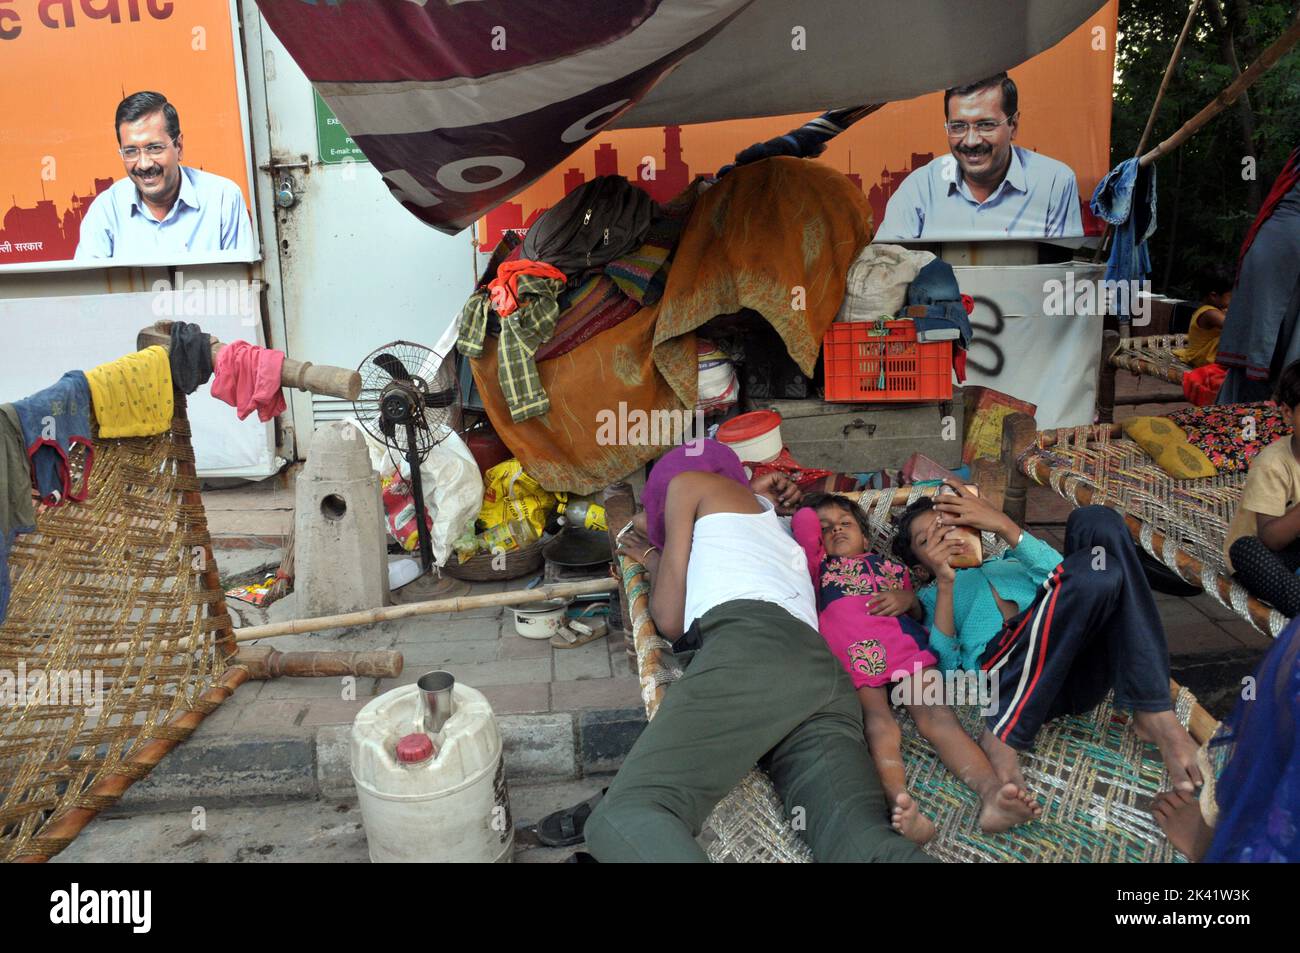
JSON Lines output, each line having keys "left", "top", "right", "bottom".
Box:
{"left": 471, "top": 157, "right": 873, "bottom": 493}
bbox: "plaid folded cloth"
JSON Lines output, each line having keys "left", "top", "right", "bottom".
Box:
{"left": 457, "top": 273, "right": 566, "bottom": 422}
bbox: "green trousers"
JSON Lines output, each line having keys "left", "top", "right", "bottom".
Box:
{"left": 585, "top": 599, "right": 934, "bottom": 862}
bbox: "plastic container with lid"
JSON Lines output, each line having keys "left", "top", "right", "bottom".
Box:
{"left": 716, "top": 410, "right": 784, "bottom": 464}
{"left": 351, "top": 682, "right": 513, "bottom": 863}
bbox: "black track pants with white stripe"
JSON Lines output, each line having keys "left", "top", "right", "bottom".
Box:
{"left": 978, "top": 506, "right": 1174, "bottom": 750}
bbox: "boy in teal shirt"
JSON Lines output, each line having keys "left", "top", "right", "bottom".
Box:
{"left": 892, "top": 483, "right": 1203, "bottom": 795}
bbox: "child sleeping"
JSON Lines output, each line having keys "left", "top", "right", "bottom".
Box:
{"left": 792, "top": 493, "right": 1040, "bottom": 844}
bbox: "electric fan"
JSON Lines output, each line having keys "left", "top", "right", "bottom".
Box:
{"left": 353, "top": 341, "right": 457, "bottom": 573}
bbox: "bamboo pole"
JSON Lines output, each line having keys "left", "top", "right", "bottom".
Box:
{"left": 840, "top": 484, "right": 977, "bottom": 508}
{"left": 1093, "top": 6, "right": 1298, "bottom": 261}
{"left": 1137, "top": 0, "right": 1204, "bottom": 159}
{"left": 232, "top": 577, "right": 618, "bottom": 643}
{"left": 1093, "top": 0, "right": 1203, "bottom": 263}
{"left": 93, "top": 576, "right": 619, "bottom": 656}
{"left": 1139, "top": 11, "right": 1300, "bottom": 167}
{"left": 136, "top": 320, "right": 361, "bottom": 400}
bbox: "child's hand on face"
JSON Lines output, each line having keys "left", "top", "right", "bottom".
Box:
{"left": 867, "top": 589, "right": 915, "bottom": 617}
{"left": 919, "top": 529, "right": 967, "bottom": 583}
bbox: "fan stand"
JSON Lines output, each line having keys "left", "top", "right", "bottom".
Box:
{"left": 404, "top": 421, "right": 435, "bottom": 575}
{"left": 355, "top": 340, "right": 458, "bottom": 582}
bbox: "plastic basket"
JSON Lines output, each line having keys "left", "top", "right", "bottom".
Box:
{"left": 822, "top": 320, "right": 953, "bottom": 402}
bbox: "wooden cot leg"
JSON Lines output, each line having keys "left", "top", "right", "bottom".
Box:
{"left": 999, "top": 412, "right": 1039, "bottom": 526}
{"left": 969, "top": 457, "right": 1007, "bottom": 514}
{"left": 1098, "top": 329, "right": 1120, "bottom": 424}
{"left": 233, "top": 646, "right": 403, "bottom": 679}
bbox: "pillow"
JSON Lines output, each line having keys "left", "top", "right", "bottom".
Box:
{"left": 1121, "top": 416, "right": 1217, "bottom": 479}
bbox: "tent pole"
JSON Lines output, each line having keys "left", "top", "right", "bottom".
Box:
{"left": 1135, "top": 0, "right": 1204, "bottom": 159}
{"left": 1092, "top": 0, "right": 1203, "bottom": 263}
{"left": 1139, "top": 10, "right": 1300, "bottom": 168}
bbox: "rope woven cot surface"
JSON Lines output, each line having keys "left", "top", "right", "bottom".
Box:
{"left": 1109, "top": 334, "right": 1192, "bottom": 382}
{"left": 1020, "top": 424, "right": 1285, "bottom": 637}
{"left": 617, "top": 487, "right": 1199, "bottom": 863}
{"left": 0, "top": 402, "right": 232, "bottom": 862}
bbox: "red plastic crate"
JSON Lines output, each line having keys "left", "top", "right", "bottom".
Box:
{"left": 822, "top": 320, "right": 953, "bottom": 402}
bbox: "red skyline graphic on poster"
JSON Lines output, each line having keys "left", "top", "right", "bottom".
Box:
{"left": 482, "top": 126, "right": 940, "bottom": 248}
{"left": 483, "top": 125, "right": 694, "bottom": 247}
{"left": 1, "top": 176, "right": 114, "bottom": 264}
{"left": 481, "top": 126, "right": 1101, "bottom": 249}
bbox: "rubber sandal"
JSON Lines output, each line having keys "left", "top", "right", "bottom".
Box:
{"left": 535, "top": 789, "right": 606, "bottom": 847}
{"left": 551, "top": 619, "right": 608, "bottom": 649}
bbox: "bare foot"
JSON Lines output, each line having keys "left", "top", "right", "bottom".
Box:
{"left": 979, "top": 783, "right": 1040, "bottom": 833}
{"left": 890, "top": 792, "right": 936, "bottom": 845}
{"left": 980, "top": 729, "right": 1026, "bottom": 788}
{"left": 1152, "top": 790, "right": 1215, "bottom": 861}
{"left": 1133, "top": 710, "right": 1203, "bottom": 794}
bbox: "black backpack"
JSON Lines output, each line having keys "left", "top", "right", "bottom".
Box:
{"left": 523, "top": 176, "right": 654, "bottom": 276}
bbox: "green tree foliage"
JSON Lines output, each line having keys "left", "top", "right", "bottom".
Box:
{"left": 1114, "top": 0, "right": 1299, "bottom": 293}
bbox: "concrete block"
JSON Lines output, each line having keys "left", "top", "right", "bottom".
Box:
{"left": 398, "top": 638, "right": 500, "bottom": 667}
{"left": 391, "top": 615, "right": 501, "bottom": 643}
{"left": 579, "top": 708, "right": 647, "bottom": 775}
{"left": 301, "top": 699, "right": 370, "bottom": 727}
{"left": 498, "top": 713, "right": 576, "bottom": 780}
{"left": 114, "top": 735, "right": 316, "bottom": 811}
{"left": 230, "top": 699, "right": 310, "bottom": 733}
{"left": 479, "top": 682, "right": 550, "bottom": 715}
{"left": 295, "top": 421, "right": 389, "bottom": 618}
{"left": 553, "top": 638, "right": 612, "bottom": 681}
{"left": 316, "top": 725, "right": 355, "bottom": 800}
{"left": 258, "top": 674, "right": 359, "bottom": 701}
{"left": 498, "top": 634, "right": 553, "bottom": 659}
{"left": 552, "top": 677, "right": 642, "bottom": 711}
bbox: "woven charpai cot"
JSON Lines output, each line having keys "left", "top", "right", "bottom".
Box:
{"left": 617, "top": 485, "right": 1208, "bottom": 863}
{"left": 1020, "top": 422, "right": 1285, "bottom": 638}
{"left": 0, "top": 399, "right": 236, "bottom": 862}
{"left": 1109, "top": 333, "right": 1192, "bottom": 384}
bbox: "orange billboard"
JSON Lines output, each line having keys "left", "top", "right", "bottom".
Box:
{"left": 0, "top": 0, "right": 255, "bottom": 269}
{"left": 479, "top": 1, "right": 1116, "bottom": 247}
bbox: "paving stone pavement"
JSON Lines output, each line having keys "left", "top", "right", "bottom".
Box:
{"left": 56, "top": 778, "right": 607, "bottom": 863}
{"left": 143, "top": 545, "right": 646, "bottom": 810}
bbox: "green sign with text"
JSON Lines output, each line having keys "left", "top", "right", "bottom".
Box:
{"left": 314, "top": 92, "right": 369, "bottom": 165}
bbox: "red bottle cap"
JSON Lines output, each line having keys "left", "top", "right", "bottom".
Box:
{"left": 396, "top": 732, "right": 435, "bottom": 764}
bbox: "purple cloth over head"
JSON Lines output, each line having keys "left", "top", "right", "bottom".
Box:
{"left": 642, "top": 439, "right": 749, "bottom": 550}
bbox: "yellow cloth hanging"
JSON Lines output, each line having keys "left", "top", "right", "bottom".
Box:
{"left": 85, "top": 346, "right": 174, "bottom": 438}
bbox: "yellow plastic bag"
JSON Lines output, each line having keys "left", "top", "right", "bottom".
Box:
{"left": 478, "top": 459, "right": 557, "bottom": 540}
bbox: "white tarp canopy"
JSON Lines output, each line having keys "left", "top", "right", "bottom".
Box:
{"left": 616, "top": 0, "right": 1109, "bottom": 127}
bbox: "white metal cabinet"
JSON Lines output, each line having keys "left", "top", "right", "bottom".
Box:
{"left": 240, "top": 5, "right": 475, "bottom": 459}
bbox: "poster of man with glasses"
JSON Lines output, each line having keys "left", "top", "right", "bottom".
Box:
{"left": 0, "top": 2, "right": 255, "bottom": 270}
{"left": 875, "top": 73, "right": 1083, "bottom": 241}
{"left": 75, "top": 92, "right": 252, "bottom": 260}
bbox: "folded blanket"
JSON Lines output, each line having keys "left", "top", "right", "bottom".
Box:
{"left": 535, "top": 275, "right": 642, "bottom": 363}
{"left": 605, "top": 213, "right": 685, "bottom": 306}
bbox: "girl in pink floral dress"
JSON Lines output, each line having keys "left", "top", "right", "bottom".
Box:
{"left": 793, "top": 494, "right": 1039, "bottom": 843}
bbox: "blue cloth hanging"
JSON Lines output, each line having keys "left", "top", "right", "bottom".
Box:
{"left": 1090, "top": 158, "right": 1157, "bottom": 323}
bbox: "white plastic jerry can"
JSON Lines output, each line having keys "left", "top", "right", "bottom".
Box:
{"left": 351, "top": 682, "right": 513, "bottom": 863}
